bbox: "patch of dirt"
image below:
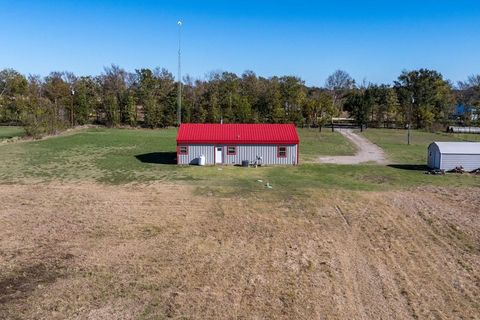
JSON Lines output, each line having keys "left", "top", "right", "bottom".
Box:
{"left": 0, "top": 182, "right": 479, "bottom": 319}
{"left": 0, "top": 125, "right": 97, "bottom": 146}
{"left": 0, "top": 263, "right": 63, "bottom": 304}
{"left": 317, "top": 129, "right": 389, "bottom": 164}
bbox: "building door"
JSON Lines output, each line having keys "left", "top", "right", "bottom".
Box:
{"left": 215, "top": 147, "right": 223, "bottom": 164}
{"left": 435, "top": 152, "right": 441, "bottom": 169}
{"left": 429, "top": 150, "right": 438, "bottom": 169}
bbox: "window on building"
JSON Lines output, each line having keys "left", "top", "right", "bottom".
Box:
{"left": 278, "top": 146, "right": 287, "bottom": 158}
{"left": 179, "top": 146, "right": 188, "bottom": 155}
{"left": 227, "top": 146, "right": 236, "bottom": 155}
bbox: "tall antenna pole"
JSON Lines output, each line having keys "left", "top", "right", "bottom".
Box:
{"left": 177, "top": 20, "right": 183, "bottom": 126}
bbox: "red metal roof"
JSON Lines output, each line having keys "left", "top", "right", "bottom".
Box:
{"left": 177, "top": 123, "right": 299, "bottom": 145}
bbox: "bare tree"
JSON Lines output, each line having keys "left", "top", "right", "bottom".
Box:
{"left": 458, "top": 74, "right": 480, "bottom": 89}
{"left": 325, "top": 70, "right": 355, "bottom": 112}
{"left": 457, "top": 74, "right": 480, "bottom": 125}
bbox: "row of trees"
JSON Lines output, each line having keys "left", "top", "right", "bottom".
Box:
{"left": 0, "top": 66, "right": 479, "bottom": 136}
{"left": 346, "top": 69, "right": 456, "bottom": 131}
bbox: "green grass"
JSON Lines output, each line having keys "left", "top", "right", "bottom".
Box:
{"left": 362, "top": 129, "right": 480, "bottom": 164}
{"left": 0, "top": 128, "right": 182, "bottom": 184}
{"left": 0, "top": 127, "right": 478, "bottom": 193}
{"left": 297, "top": 128, "right": 356, "bottom": 161}
{"left": 193, "top": 164, "right": 480, "bottom": 196}
{"left": 0, "top": 126, "right": 25, "bottom": 140}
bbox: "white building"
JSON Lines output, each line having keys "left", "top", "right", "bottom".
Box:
{"left": 427, "top": 142, "right": 480, "bottom": 171}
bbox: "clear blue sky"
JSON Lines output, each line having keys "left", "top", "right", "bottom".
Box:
{"left": 1, "top": 0, "right": 480, "bottom": 86}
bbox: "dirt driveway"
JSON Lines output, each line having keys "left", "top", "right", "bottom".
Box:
{"left": 317, "top": 129, "right": 388, "bottom": 164}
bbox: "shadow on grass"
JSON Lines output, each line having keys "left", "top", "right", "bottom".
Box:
{"left": 388, "top": 164, "right": 429, "bottom": 171}
{"left": 135, "top": 152, "right": 177, "bottom": 165}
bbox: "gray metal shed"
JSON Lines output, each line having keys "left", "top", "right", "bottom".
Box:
{"left": 427, "top": 142, "right": 480, "bottom": 171}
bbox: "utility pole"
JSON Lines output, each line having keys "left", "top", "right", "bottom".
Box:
{"left": 70, "top": 88, "right": 75, "bottom": 127}
{"left": 177, "top": 20, "right": 183, "bottom": 126}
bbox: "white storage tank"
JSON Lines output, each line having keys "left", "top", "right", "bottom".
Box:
{"left": 428, "top": 142, "right": 480, "bottom": 171}
{"left": 448, "top": 126, "right": 480, "bottom": 134}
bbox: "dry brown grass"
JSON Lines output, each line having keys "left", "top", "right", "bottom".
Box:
{"left": 0, "top": 182, "right": 479, "bottom": 319}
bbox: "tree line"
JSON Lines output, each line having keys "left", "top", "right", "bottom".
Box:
{"left": 0, "top": 66, "right": 479, "bottom": 137}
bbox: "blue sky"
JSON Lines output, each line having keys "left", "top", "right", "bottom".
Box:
{"left": 1, "top": 0, "right": 480, "bottom": 86}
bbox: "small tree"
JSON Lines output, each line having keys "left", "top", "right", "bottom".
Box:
{"left": 394, "top": 69, "right": 453, "bottom": 129}
{"left": 345, "top": 91, "right": 371, "bottom": 131}
{"left": 0, "top": 69, "right": 28, "bottom": 124}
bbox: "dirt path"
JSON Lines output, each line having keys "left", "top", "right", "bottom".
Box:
{"left": 0, "top": 125, "right": 96, "bottom": 146}
{"left": 317, "top": 129, "right": 388, "bottom": 164}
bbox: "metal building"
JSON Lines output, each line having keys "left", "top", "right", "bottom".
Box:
{"left": 176, "top": 123, "right": 299, "bottom": 165}
{"left": 427, "top": 142, "right": 480, "bottom": 171}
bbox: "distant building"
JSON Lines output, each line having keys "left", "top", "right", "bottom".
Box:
{"left": 453, "top": 104, "right": 479, "bottom": 121}
{"left": 176, "top": 123, "right": 299, "bottom": 166}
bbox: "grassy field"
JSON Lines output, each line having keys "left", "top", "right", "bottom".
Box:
{"left": 362, "top": 128, "right": 480, "bottom": 164}
{"left": 1, "top": 127, "right": 479, "bottom": 319}
{"left": 0, "top": 126, "right": 25, "bottom": 140}
{"left": 0, "top": 127, "right": 478, "bottom": 192}
{"left": 297, "top": 128, "right": 356, "bottom": 161}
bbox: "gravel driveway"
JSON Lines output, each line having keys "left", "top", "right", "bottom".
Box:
{"left": 317, "top": 129, "right": 388, "bottom": 164}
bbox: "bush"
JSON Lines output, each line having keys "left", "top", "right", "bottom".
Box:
{"left": 21, "top": 99, "right": 67, "bottom": 138}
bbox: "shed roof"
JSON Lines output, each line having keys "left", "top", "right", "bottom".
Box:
{"left": 177, "top": 123, "right": 299, "bottom": 145}
{"left": 430, "top": 142, "right": 480, "bottom": 154}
